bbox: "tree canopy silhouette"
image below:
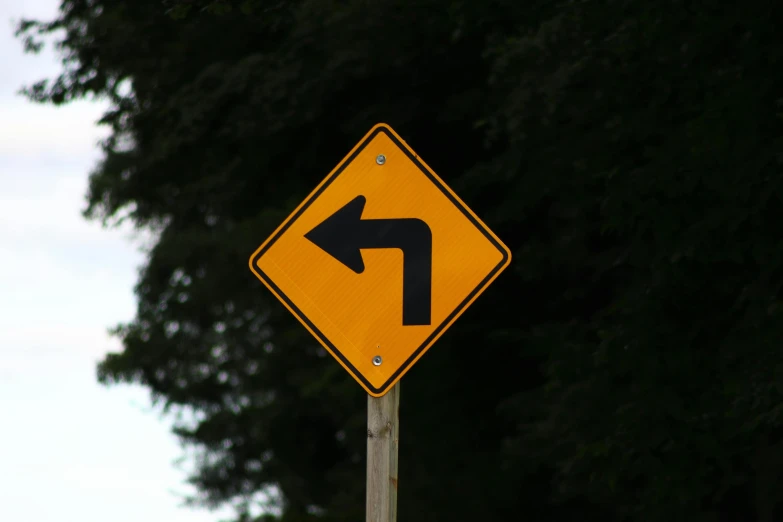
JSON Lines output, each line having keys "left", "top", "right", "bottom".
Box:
{"left": 17, "top": 0, "right": 783, "bottom": 521}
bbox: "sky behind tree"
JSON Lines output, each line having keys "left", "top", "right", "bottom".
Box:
{"left": 0, "top": 1, "right": 233, "bottom": 520}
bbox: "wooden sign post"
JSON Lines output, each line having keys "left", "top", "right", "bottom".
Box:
{"left": 366, "top": 383, "right": 400, "bottom": 522}
{"left": 248, "top": 123, "right": 511, "bottom": 521}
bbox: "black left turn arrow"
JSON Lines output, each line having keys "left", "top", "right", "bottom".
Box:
{"left": 304, "top": 195, "right": 432, "bottom": 326}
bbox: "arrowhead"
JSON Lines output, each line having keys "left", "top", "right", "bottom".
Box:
{"left": 304, "top": 195, "right": 367, "bottom": 273}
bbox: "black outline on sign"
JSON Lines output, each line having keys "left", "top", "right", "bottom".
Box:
{"left": 251, "top": 126, "right": 510, "bottom": 395}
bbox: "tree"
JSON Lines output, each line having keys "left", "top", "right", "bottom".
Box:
{"left": 17, "top": 0, "right": 783, "bottom": 520}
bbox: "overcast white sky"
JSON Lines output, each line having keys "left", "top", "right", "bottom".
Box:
{"left": 0, "top": 1, "right": 235, "bottom": 520}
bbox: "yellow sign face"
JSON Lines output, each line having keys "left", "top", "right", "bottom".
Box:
{"left": 249, "top": 123, "right": 511, "bottom": 396}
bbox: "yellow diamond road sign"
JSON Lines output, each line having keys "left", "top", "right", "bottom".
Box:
{"left": 249, "top": 123, "right": 511, "bottom": 396}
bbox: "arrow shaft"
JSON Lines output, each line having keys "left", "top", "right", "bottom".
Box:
{"left": 357, "top": 219, "right": 432, "bottom": 326}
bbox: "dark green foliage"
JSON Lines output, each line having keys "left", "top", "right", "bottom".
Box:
{"left": 17, "top": 0, "right": 783, "bottom": 520}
